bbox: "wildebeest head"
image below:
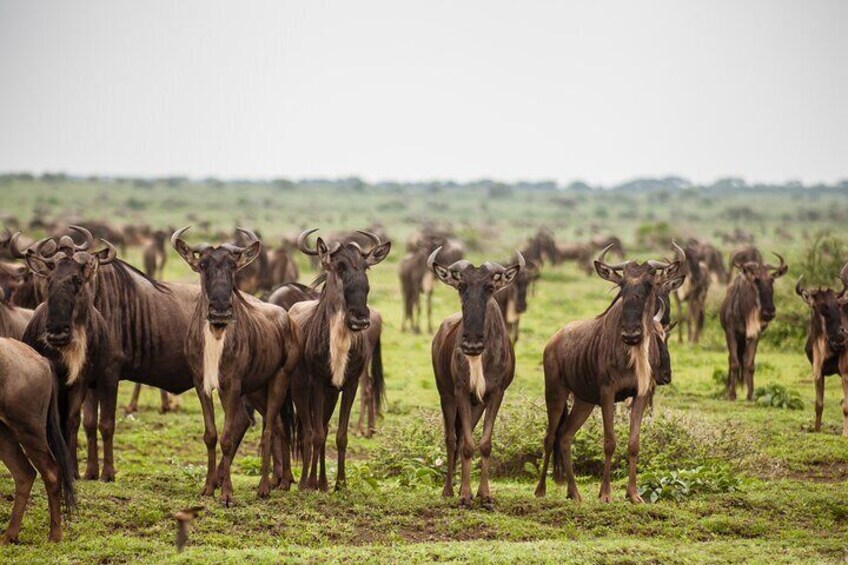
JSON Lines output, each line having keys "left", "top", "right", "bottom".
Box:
{"left": 172, "top": 226, "right": 262, "bottom": 331}
{"left": 735, "top": 253, "right": 787, "bottom": 322}
{"left": 655, "top": 317, "right": 677, "bottom": 386}
{"left": 298, "top": 228, "right": 391, "bottom": 332}
{"left": 24, "top": 227, "right": 117, "bottom": 347}
{"left": 0, "top": 262, "right": 26, "bottom": 304}
{"left": 429, "top": 248, "right": 525, "bottom": 356}
{"left": 796, "top": 272, "right": 847, "bottom": 353}
{"left": 594, "top": 243, "right": 685, "bottom": 346}
{"left": 513, "top": 259, "right": 540, "bottom": 314}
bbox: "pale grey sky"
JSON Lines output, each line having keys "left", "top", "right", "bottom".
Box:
{"left": 0, "top": 1, "right": 845, "bottom": 185}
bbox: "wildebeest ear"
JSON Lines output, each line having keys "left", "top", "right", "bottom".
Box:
{"left": 235, "top": 240, "right": 262, "bottom": 272}
{"left": 173, "top": 239, "right": 201, "bottom": 272}
{"left": 662, "top": 272, "right": 685, "bottom": 293}
{"left": 316, "top": 237, "right": 329, "bottom": 257}
{"left": 24, "top": 252, "right": 52, "bottom": 277}
{"left": 771, "top": 263, "right": 788, "bottom": 279}
{"left": 494, "top": 264, "right": 522, "bottom": 291}
{"left": 81, "top": 256, "right": 100, "bottom": 281}
{"left": 594, "top": 261, "right": 622, "bottom": 285}
{"left": 366, "top": 241, "right": 391, "bottom": 267}
{"left": 432, "top": 262, "right": 460, "bottom": 288}
{"left": 664, "top": 320, "right": 678, "bottom": 341}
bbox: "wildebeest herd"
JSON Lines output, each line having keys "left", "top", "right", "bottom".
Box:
{"left": 0, "top": 223, "right": 846, "bottom": 545}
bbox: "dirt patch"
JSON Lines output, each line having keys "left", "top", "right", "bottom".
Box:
{"left": 778, "top": 461, "right": 848, "bottom": 483}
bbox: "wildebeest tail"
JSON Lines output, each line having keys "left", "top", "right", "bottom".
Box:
{"left": 552, "top": 399, "right": 570, "bottom": 485}
{"left": 282, "top": 393, "right": 302, "bottom": 461}
{"left": 47, "top": 369, "right": 76, "bottom": 517}
{"left": 371, "top": 335, "right": 386, "bottom": 416}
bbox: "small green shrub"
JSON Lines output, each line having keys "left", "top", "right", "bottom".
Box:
{"left": 753, "top": 384, "right": 804, "bottom": 410}
{"left": 638, "top": 464, "right": 745, "bottom": 503}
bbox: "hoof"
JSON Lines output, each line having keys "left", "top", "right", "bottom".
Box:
{"left": 627, "top": 493, "right": 645, "bottom": 504}
{"left": 567, "top": 490, "right": 582, "bottom": 503}
{"left": 1, "top": 535, "right": 20, "bottom": 545}
{"left": 100, "top": 471, "right": 116, "bottom": 483}
{"left": 442, "top": 486, "right": 454, "bottom": 498}
{"left": 479, "top": 496, "right": 495, "bottom": 511}
{"left": 200, "top": 485, "right": 216, "bottom": 497}
{"left": 334, "top": 481, "right": 347, "bottom": 492}
{"left": 534, "top": 484, "right": 546, "bottom": 498}
{"left": 458, "top": 495, "right": 474, "bottom": 509}
{"left": 277, "top": 480, "right": 292, "bottom": 492}
{"left": 83, "top": 470, "right": 99, "bottom": 481}
{"left": 221, "top": 494, "right": 234, "bottom": 508}
{"left": 123, "top": 405, "right": 137, "bottom": 415}
{"left": 598, "top": 494, "right": 612, "bottom": 504}
{"left": 257, "top": 484, "right": 271, "bottom": 499}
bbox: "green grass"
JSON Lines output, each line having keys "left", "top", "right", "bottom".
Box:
{"left": 1, "top": 180, "right": 847, "bottom": 563}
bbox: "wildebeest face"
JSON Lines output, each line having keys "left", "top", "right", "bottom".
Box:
{"left": 430, "top": 250, "right": 524, "bottom": 356}
{"left": 797, "top": 280, "right": 846, "bottom": 353}
{"left": 172, "top": 227, "right": 261, "bottom": 329}
{"left": 26, "top": 244, "right": 115, "bottom": 347}
{"left": 738, "top": 254, "right": 787, "bottom": 322}
{"left": 512, "top": 261, "right": 540, "bottom": 314}
{"left": 0, "top": 262, "right": 25, "bottom": 304}
{"left": 298, "top": 229, "right": 391, "bottom": 332}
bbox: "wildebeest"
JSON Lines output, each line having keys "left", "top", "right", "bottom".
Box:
{"left": 673, "top": 240, "right": 711, "bottom": 343}
{"left": 552, "top": 242, "right": 593, "bottom": 275}
{"left": 494, "top": 257, "right": 540, "bottom": 343}
{"left": 699, "top": 241, "right": 729, "bottom": 284}
{"left": 399, "top": 247, "right": 427, "bottom": 333}
{"left": 796, "top": 267, "right": 848, "bottom": 436}
{"left": 591, "top": 235, "right": 625, "bottom": 259}
{"left": 0, "top": 338, "right": 76, "bottom": 543}
{"left": 22, "top": 235, "right": 126, "bottom": 482}
{"left": 430, "top": 249, "right": 524, "bottom": 509}
{"left": 14, "top": 226, "right": 201, "bottom": 482}
{"left": 0, "top": 264, "right": 33, "bottom": 339}
{"left": 172, "top": 227, "right": 300, "bottom": 504}
{"left": 720, "top": 253, "right": 787, "bottom": 401}
{"left": 285, "top": 229, "right": 390, "bottom": 491}
{"left": 267, "top": 282, "right": 386, "bottom": 438}
{"left": 269, "top": 244, "right": 299, "bottom": 288}
{"left": 142, "top": 230, "right": 168, "bottom": 280}
{"left": 535, "top": 246, "right": 684, "bottom": 503}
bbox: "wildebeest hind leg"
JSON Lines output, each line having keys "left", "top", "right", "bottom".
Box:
{"left": 625, "top": 396, "right": 647, "bottom": 503}
{"left": 335, "top": 378, "right": 359, "bottom": 490}
{"left": 0, "top": 426, "right": 36, "bottom": 544}
{"left": 742, "top": 338, "right": 759, "bottom": 401}
{"left": 439, "top": 397, "right": 458, "bottom": 497}
{"left": 814, "top": 376, "right": 825, "bottom": 432}
{"left": 97, "top": 378, "right": 120, "bottom": 482}
{"left": 560, "top": 398, "right": 594, "bottom": 502}
{"left": 536, "top": 384, "right": 568, "bottom": 497}
{"left": 217, "top": 383, "right": 244, "bottom": 507}
{"left": 456, "top": 398, "right": 476, "bottom": 508}
{"left": 124, "top": 383, "right": 142, "bottom": 414}
{"left": 258, "top": 370, "right": 288, "bottom": 499}
{"left": 476, "top": 394, "right": 503, "bottom": 510}
{"left": 841, "top": 372, "right": 848, "bottom": 436}
{"left": 195, "top": 384, "right": 218, "bottom": 497}
{"left": 598, "top": 393, "right": 616, "bottom": 503}
{"left": 82, "top": 389, "right": 99, "bottom": 480}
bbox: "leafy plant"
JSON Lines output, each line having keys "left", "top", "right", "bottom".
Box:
{"left": 753, "top": 384, "right": 804, "bottom": 410}
{"left": 638, "top": 464, "right": 745, "bottom": 503}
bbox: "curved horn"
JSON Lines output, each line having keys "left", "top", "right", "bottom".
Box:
{"left": 297, "top": 228, "right": 320, "bottom": 256}
{"left": 356, "top": 230, "right": 381, "bottom": 249}
{"left": 9, "top": 232, "right": 27, "bottom": 259}
{"left": 596, "top": 244, "right": 630, "bottom": 270}
{"left": 647, "top": 241, "right": 686, "bottom": 270}
{"left": 69, "top": 225, "right": 93, "bottom": 251}
{"left": 653, "top": 297, "right": 666, "bottom": 323}
{"left": 235, "top": 227, "right": 259, "bottom": 247}
{"left": 515, "top": 250, "right": 526, "bottom": 270}
{"left": 170, "top": 225, "right": 192, "bottom": 251}
{"left": 795, "top": 275, "right": 806, "bottom": 297}
{"left": 427, "top": 246, "right": 443, "bottom": 271}
{"left": 840, "top": 262, "right": 848, "bottom": 292}
{"left": 33, "top": 237, "right": 58, "bottom": 260}
{"left": 97, "top": 239, "right": 118, "bottom": 265}
{"left": 765, "top": 252, "right": 785, "bottom": 271}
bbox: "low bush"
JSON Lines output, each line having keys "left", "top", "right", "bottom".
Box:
{"left": 638, "top": 464, "right": 745, "bottom": 503}
{"left": 753, "top": 384, "right": 804, "bottom": 410}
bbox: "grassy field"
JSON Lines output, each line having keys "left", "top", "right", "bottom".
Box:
{"left": 0, "top": 179, "right": 847, "bottom": 563}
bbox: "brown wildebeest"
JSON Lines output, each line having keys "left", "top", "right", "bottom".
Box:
{"left": 430, "top": 248, "right": 524, "bottom": 509}
{"left": 673, "top": 240, "right": 711, "bottom": 343}
{"left": 535, "top": 246, "right": 684, "bottom": 504}
{"left": 522, "top": 229, "right": 557, "bottom": 265}
{"left": 267, "top": 282, "right": 386, "bottom": 438}
{"left": 720, "top": 253, "right": 787, "bottom": 401}
{"left": 142, "top": 230, "right": 168, "bottom": 280}
{"left": 173, "top": 227, "right": 300, "bottom": 505}
{"left": 12, "top": 227, "right": 201, "bottom": 482}
{"left": 0, "top": 264, "right": 33, "bottom": 339}
{"left": 22, "top": 235, "right": 124, "bottom": 483}
{"left": 269, "top": 245, "right": 299, "bottom": 288}
{"left": 728, "top": 246, "right": 763, "bottom": 279}
{"left": 399, "top": 247, "right": 427, "bottom": 333}
{"left": 796, "top": 268, "right": 848, "bottom": 435}
{"left": 591, "top": 235, "right": 625, "bottom": 259}
{"left": 552, "top": 242, "right": 593, "bottom": 275}
{"left": 494, "top": 257, "right": 540, "bottom": 343}
{"left": 699, "top": 241, "right": 729, "bottom": 284}
{"left": 0, "top": 338, "right": 76, "bottom": 543}
{"left": 423, "top": 240, "right": 464, "bottom": 332}
{"left": 285, "top": 229, "right": 390, "bottom": 491}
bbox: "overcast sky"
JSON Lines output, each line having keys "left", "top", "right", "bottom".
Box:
{"left": 0, "top": 1, "right": 845, "bottom": 186}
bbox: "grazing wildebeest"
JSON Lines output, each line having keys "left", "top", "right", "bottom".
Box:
{"left": 172, "top": 227, "right": 300, "bottom": 504}
{"left": 22, "top": 236, "right": 125, "bottom": 482}
{"left": 522, "top": 229, "right": 557, "bottom": 266}
{"left": 672, "top": 240, "right": 711, "bottom": 343}
{"left": 728, "top": 246, "right": 763, "bottom": 279}
{"left": 0, "top": 338, "right": 76, "bottom": 543}
{"left": 267, "top": 282, "right": 386, "bottom": 438}
{"left": 535, "top": 246, "right": 684, "bottom": 503}
{"left": 796, "top": 268, "right": 848, "bottom": 436}
{"left": 399, "top": 247, "right": 427, "bottom": 333}
{"left": 13, "top": 227, "right": 200, "bottom": 482}
{"left": 494, "top": 258, "right": 540, "bottom": 343}
{"left": 430, "top": 248, "right": 525, "bottom": 509}
{"left": 142, "top": 230, "right": 168, "bottom": 280}
{"left": 720, "top": 253, "right": 787, "bottom": 401}
{"left": 285, "top": 229, "right": 390, "bottom": 491}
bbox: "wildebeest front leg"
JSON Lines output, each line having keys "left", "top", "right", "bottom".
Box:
{"left": 306, "top": 381, "right": 327, "bottom": 491}
{"left": 195, "top": 384, "right": 218, "bottom": 497}
{"left": 98, "top": 377, "right": 120, "bottom": 482}
{"left": 742, "top": 337, "right": 759, "bottom": 401}
{"left": 357, "top": 368, "right": 372, "bottom": 437}
{"left": 124, "top": 383, "right": 142, "bottom": 414}
{"left": 218, "top": 381, "right": 244, "bottom": 507}
{"left": 477, "top": 393, "right": 504, "bottom": 509}
{"left": 64, "top": 382, "right": 88, "bottom": 479}
{"left": 560, "top": 398, "right": 594, "bottom": 501}
{"left": 335, "top": 377, "right": 359, "bottom": 490}
{"left": 598, "top": 391, "right": 616, "bottom": 503}
{"left": 290, "top": 371, "right": 313, "bottom": 491}
{"left": 725, "top": 332, "right": 741, "bottom": 401}
{"left": 0, "top": 427, "right": 36, "bottom": 544}
{"left": 535, "top": 383, "right": 568, "bottom": 498}
{"left": 626, "top": 395, "right": 647, "bottom": 503}
{"left": 439, "top": 396, "right": 458, "bottom": 497}
{"left": 814, "top": 375, "right": 825, "bottom": 432}
{"left": 82, "top": 389, "right": 99, "bottom": 480}
{"left": 456, "top": 395, "right": 476, "bottom": 508}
